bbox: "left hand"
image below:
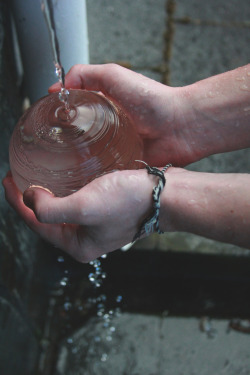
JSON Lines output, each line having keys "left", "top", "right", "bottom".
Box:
{"left": 2, "top": 169, "right": 158, "bottom": 262}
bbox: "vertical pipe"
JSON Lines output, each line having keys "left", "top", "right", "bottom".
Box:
{"left": 10, "top": 0, "right": 89, "bottom": 103}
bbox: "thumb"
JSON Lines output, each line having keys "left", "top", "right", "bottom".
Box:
{"left": 23, "top": 186, "right": 84, "bottom": 224}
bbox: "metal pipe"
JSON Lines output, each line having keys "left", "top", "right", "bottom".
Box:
{"left": 10, "top": 0, "right": 89, "bottom": 102}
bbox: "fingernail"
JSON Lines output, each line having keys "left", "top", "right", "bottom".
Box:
{"left": 23, "top": 188, "right": 35, "bottom": 210}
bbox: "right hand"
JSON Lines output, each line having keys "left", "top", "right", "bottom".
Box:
{"left": 49, "top": 64, "right": 198, "bottom": 167}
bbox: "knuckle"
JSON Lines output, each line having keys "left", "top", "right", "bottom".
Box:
{"left": 69, "top": 64, "right": 82, "bottom": 74}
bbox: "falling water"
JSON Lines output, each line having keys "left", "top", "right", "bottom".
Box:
{"left": 56, "top": 253, "right": 122, "bottom": 363}
{"left": 41, "top": 0, "right": 70, "bottom": 110}
{"left": 87, "top": 255, "right": 123, "bottom": 362}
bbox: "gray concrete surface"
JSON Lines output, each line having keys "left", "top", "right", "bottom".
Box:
{"left": 88, "top": 0, "right": 250, "bottom": 257}
{"left": 56, "top": 314, "right": 250, "bottom": 375}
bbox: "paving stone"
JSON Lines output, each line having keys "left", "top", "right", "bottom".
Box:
{"left": 55, "top": 313, "right": 250, "bottom": 375}
{"left": 170, "top": 23, "right": 250, "bottom": 86}
{"left": 174, "top": 0, "right": 250, "bottom": 23}
{"left": 86, "top": 0, "right": 166, "bottom": 67}
{"left": 187, "top": 149, "right": 250, "bottom": 174}
{"left": 134, "top": 231, "right": 249, "bottom": 256}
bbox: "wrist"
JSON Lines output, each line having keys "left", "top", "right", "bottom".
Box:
{"left": 133, "top": 163, "right": 173, "bottom": 240}
{"left": 178, "top": 65, "right": 250, "bottom": 158}
{"left": 157, "top": 166, "right": 185, "bottom": 233}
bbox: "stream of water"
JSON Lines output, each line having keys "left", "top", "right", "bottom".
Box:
{"left": 41, "top": 0, "right": 69, "bottom": 110}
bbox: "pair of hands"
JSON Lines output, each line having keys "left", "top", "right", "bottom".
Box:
{"left": 2, "top": 64, "right": 204, "bottom": 262}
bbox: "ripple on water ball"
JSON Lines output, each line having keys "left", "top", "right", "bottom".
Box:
{"left": 9, "top": 89, "right": 143, "bottom": 197}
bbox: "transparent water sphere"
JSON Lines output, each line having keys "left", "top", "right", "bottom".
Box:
{"left": 9, "top": 90, "right": 143, "bottom": 197}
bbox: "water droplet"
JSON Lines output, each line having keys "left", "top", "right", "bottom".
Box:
{"left": 115, "top": 307, "right": 122, "bottom": 317}
{"left": 240, "top": 84, "right": 250, "bottom": 91}
{"left": 95, "top": 281, "right": 102, "bottom": 288}
{"left": 139, "top": 88, "right": 150, "bottom": 97}
{"left": 106, "top": 335, "right": 112, "bottom": 342}
{"left": 188, "top": 199, "right": 196, "bottom": 205}
{"left": 93, "top": 260, "right": 101, "bottom": 267}
{"left": 59, "top": 88, "right": 70, "bottom": 108}
{"left": 64, "top": 302, "right": 72, "bottom": 311}
{"left": 97, "top": 294, "right": 107, "bottom": 302}
{"left": 52, "top": 126, "right": 62, "bottom": 134}
{"left": 101, "top": 353, "right": 108, "bottom": 362}
{"left": 236, "top": 76, "right": 245, "bottom": 81}
{"left": 103, "top": 313, "right": 110, "bottom": 320}
{"left": 88, "top": 273, "right": 96, "bottom": 282}
{"left": 67, "top": 337, "right": 73, "bottom": 344}
{"left": 116, "top": 295, "right": 123, "bottom": 303}
{"left": 71, "top": 347, "right": 79, "bottom": 354}
{"left": 57, "top": 255, "right": 64, "bottom": 262}
{"left": 207, "top": 91, "right": 215, "bottom": 98}
{"left": 60, "top": 277, "right": 69, "bottom": 286}
{"left": 95, "top": 267, "right": 102, "bottom": 275}
{"left": 101, "top": 254, "right": 107, "bottom": 259}
{"left": 97, "top": 303, "right": 105, "bottom": 310}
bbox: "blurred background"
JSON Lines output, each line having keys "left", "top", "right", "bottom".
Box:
{"left": 1, "top": 1, "right": 250, "bottom": 374}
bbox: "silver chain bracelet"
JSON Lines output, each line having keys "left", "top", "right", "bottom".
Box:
{"left": 133, "top": 161, "right": 172, "bottom": 241}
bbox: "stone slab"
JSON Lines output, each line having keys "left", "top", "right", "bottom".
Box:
{"left": 86, "top": 0, "right": 166, "bottom": 67}
{"left": 170, "top": 23, "right": 250, "bottom": 86}
{"left": 55, "top": 313, "right": 250, "bottom": 375}
{"left": 174, "top": 0, "right": 250, "bottom": 23}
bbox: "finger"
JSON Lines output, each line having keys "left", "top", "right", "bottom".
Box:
{"left": 23, "top": 186, "right": 88, "bottom": 224}
{"left": 3, "top": 174, "right": 53, "bottom": 231}
{"left": 2, "top": 175, "right": 101, "bottom": 262}
{"left": 48, "top": 82, "right": 61, "bottom": 93}
{"left": 3, "top": 173, "right": 26, "bottom": 215}
{"left": 48, "top": 64, "right": 89, "bottom": 93}
{"left": 49, "top": 64, "right": 136, "bottom": 97}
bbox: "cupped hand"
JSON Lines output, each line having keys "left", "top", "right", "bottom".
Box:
{"left": 3, "top": 170, "right": 158, "bottom": 262}
{"left": 49, "top": 64, "right": 198, "bottom": 167}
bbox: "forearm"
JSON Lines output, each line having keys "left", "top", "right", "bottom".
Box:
{"left": 160, "top": 168, "right": 250, "bottom": 249}
{"left": 179, "top": 64, "right": 250, "bottom": 159}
